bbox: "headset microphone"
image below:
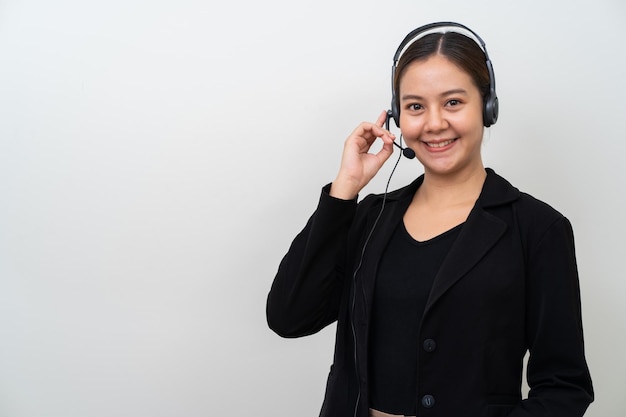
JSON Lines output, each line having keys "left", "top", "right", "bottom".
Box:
{"left": 393, "top": 141, "right": 416, "bottom": 159}
{"left": 385, "top": 110, "right": 416, "bottom": 159}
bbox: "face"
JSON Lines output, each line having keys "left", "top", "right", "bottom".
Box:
{"left": 398, "top": 54, "right": 485, "bottom": 178}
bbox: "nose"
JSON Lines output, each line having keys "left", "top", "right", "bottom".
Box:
{"left": 424, "top": 108, "right": 448, "bottom": 132}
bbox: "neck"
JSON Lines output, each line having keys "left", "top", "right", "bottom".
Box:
{"left": 417, "top": 165, "right": 487, "bottom": 208}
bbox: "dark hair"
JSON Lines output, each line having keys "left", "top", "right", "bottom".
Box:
{"left": 393, "top": 31, "right": 490, "bottom": 106}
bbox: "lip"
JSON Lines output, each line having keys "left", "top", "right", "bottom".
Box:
{"left": 422, "top": 138, "right": 458, "bottom": 152}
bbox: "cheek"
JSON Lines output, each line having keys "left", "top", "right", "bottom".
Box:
{"left": 398, "top": 116, "right": 424, "bottom": 139}
{"left": 464, "top": 103, "right": 486, "bottom": 132}
{"left": 447, "top": 111, "right": 484, "bottom": 138}
{"left": 465, "top": 114, "right": 486, "bottom": 137}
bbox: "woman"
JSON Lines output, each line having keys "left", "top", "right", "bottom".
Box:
{"left": 266, "top": 22, "right": 593, "bottom": 417}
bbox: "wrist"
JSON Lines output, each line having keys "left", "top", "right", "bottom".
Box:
{"left": 329, "top": 178, "right": 360, "bottom": 200}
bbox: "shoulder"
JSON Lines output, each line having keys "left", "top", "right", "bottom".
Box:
{"left": 358, "top": 175, "right": 424, "bottom": 209}
{"left": 516, "top": 191, "right": 565, "bottom": 222}
{"left": 486, "top": 170, "right": 574, "bottom": 249}
{"left": 483, "top": 169, "right": 565, "bottom": 220}
{"left": 514, "top": 191, "right": 575, "bottom": 252}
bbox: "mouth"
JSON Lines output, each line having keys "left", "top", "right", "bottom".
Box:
{"left": 424, "top": 138, "right": 457, "bottom": 148}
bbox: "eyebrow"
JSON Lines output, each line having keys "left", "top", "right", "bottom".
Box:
{"left": 401, "top": 88, "right": 468, "bottom": 101}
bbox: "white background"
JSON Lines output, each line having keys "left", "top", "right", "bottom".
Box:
{"left": 0, "top": 0, "right": 624, "bottom": 416}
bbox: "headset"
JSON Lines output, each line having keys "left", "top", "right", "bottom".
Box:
{"left": 389, "top": 21, "right": 499, "bottom": 133}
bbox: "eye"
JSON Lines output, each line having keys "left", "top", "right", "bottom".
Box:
{"left": 408, "top": 103, "right": 423, "bottom": 111}
{"left": 446, "top": 99, "right": 461, "bottom": 107}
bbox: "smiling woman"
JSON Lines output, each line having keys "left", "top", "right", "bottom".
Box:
{"left": 267, "top": 22, "right": 594, "bottom": 417}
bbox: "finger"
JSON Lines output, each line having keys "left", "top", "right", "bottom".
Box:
{"left": 368, "top": 125, "right": 395, "bottom": 146}
{"left": 348, "top": 117, "right": 395, "bottom": 153}
{"left": 373, "top": 137, "right": 395, "bottom": 164}
{"left": 353, "top": 123, "right": 383, "bottom": 146}
{"left": 363, "top": 120, "right": 395, "bottom": 140}
{"left": 372, "top": 111, "right": 395, "bottom": 140}
{"left": 375, "top": 109, "right": 388, "bottom": 127}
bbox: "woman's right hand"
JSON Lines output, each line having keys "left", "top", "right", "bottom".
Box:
{"left": 329, "top": 110, "right": 396, "bottom": 200}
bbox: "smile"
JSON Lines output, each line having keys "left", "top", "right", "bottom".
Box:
{"left": 425, "top": 138, "right": 457, "bottom": 148}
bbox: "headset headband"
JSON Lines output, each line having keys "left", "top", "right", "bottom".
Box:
{"left": 393, "top": 21, "right": 490, "bottom": 64}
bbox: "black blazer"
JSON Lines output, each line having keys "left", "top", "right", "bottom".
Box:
{"left": 267, "top": 169, "right": 593, "bottom": 417}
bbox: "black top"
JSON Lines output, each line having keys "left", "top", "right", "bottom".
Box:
{"left": 369, "top": 221, "right": 463, "bottom": 415}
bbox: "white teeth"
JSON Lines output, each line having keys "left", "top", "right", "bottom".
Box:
{"left": 426, "top": 139, "right": 455, "bottom": 148}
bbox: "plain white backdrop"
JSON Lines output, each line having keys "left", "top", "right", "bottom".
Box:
{"left": 0, "top": 0, "right": 624, "bottom": 416}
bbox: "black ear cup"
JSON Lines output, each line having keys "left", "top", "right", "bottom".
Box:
{"left": 482, "top": 56, "right": 499, "bottom": 127}
{"left": 483, "top": 94, "right": 499, "bottom": 127}
{"left": 390, "top": 93, "right": 400, "bottom": 128}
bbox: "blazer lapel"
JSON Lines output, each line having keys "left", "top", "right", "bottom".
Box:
{"left": 424, "top": 201, "right": 507, "bottom": 315}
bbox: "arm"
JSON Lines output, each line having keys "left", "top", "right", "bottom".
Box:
{"left": 511, "top": 217, "right": 594, "bottom": 416}
{"left": 267, "top": 111, "right": 395, "bottom": 338}
{"left": 266, "top": 186, "right": 357, "bottom": 338}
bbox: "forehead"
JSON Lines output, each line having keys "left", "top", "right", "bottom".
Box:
{"left": 399, "top": 55, "right": 478, "bottom": 95}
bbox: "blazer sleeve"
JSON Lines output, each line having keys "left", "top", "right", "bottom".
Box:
{"left": 510, "top": 216, "right": 594, "bottom": 416}
{"left": 266, "top": 184, "right": 358, "bottom": 338}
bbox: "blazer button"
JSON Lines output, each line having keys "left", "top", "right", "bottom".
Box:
{"left": 423, "top": 339, "right": 437, "bottom": 352}
{"left": 421, "top": 394, "right": 435, "bottom": 408}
